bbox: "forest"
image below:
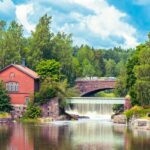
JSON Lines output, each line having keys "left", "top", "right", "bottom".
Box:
{"left": 0, "top": 14, "right": 134, "bottom": 86}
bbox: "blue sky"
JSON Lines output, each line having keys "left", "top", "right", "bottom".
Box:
{"left": 0, "top": 0, "right": 150, "bottom": 49}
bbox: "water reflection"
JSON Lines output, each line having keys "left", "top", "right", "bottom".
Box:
{"left": 0, "top": 121, "right": 150, "bottom": 150}
{"left": 0, "top": 125, "right": 12, "bottom": 150}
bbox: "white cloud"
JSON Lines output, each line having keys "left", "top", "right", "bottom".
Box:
{"left": 13, "top": 0, "right": 139, "bottom": 48}
{"left": 0, "top": 0, "right": 15, "bottom": 13}
{"left": 64, "top": 0, "right": 139, "bottom": 48}
{"left": 16, "top": 3, "right": 35, "bottom": 33}
{"left": 0, "top": 0, "right": 16, "bottom": 18}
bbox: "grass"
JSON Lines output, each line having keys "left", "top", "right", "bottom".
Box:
{"left": 0, "top": 112, "right": 11, "bottom": 119}
{"left": 18, "top": 118, "right": 40, "bottom": 123}
{"left": 18, "top": 117, "right": 53, "bottom": 123}
{"left": 124, "top": 106, "right": 150, "bottom": 121}
{"left": 96, "top": 91, "right": 116, "bottom": 97}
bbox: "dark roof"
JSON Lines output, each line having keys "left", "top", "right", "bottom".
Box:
{"left": 0, "top": 64, "right": 39, "bottom": 79}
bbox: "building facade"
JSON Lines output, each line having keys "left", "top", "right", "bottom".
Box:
{"left": 0, "top": 64, "right": 40, "bottom": 117}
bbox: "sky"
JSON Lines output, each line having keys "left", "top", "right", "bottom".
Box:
{"left": 0, "top": 0, "right": 150, "bottom": 49}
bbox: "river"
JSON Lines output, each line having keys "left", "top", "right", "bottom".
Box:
{"left": 0, "top": 120, "right": 150, "bottom": 150}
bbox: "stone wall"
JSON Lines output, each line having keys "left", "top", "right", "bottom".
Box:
{"left": 76, "top": 80, "right": 116, "bottom": 96}
{"left": 11, "top": 105, "right": 27, "bottom": 119}
{"left": 40, "top": 97, "right": 59, "bottom": 119}
{"left": 11, "top": 98, "right": 59, "bottom": 119}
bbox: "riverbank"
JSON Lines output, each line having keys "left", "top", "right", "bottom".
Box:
{"left": 112, "top": 106, "right": 150, "bottom": 130}
{"left": 0, "top": 112, "right": 12, "bottom": 124}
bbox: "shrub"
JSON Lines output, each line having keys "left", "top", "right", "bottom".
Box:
{"left": 0, "top": 112, "right": 11, "bottom": 118}
{"left": 113, "top": 104, "right": 124, "bottom": 113}
{"left": 0, "top": 80, "right": 13, "bottom": 112}
{"left": 23, "top": 102, "right": 41, "bottom": 119}
{"left": 124, "top": 105, "right": 150, "bottom": 121}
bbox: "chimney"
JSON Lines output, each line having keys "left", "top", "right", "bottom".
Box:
{"left": 22, "top": 58, "right": 26, "bottom": 67}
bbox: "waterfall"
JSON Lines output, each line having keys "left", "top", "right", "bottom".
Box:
{"left": 66, "top": 97, "right": 124, "bottom": 119}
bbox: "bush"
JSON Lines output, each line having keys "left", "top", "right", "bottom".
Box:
{"left": 113, "top": 104, "right": 124, "bottom": 113}
{"left": 0, "top": 112, "right": 11, "bottom": 118}
{"left": 124, "top": 106, "right": 150, "bottom": 121}
{"left": 23, "top": 102, "right": 41, "bottom": 119}
{"left": 0, "top": 80, "right": 13, "bottom": 112}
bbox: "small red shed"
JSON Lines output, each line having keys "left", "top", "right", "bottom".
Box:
{"left": 0, "top": 64, "right": 40, "bottom": 107}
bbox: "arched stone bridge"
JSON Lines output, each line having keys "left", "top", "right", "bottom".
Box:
{"left": 76, "top": 78, "right": 116, "bottom": 96}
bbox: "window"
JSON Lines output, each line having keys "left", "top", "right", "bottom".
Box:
{"left": 6, "top": 82, "right": 19, "bottom": 92}
{"left": 25, "top": 97, "right": 30, "bottom": 105}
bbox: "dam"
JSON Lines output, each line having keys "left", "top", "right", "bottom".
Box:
{"left": 66, "top": 97, "right": 125, "bottom": 119}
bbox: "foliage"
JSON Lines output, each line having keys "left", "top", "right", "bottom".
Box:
{"left": 23, "top": 102, "right": 41, "bottom": 119}
{"left": 34, "top": 78, "right": 57, "bottom": 105}
{"left": 105, "top": 59, "right": 116, "bottom": 77}
{"left": 0, "top": 81, "right": 12, "bottom": 112}
{"left": 124, "top": 106, "right": 150, "bottom": 120}
{"left": 115, "top": 69, "right": 128, "bottom": 97}
{"left": 112, "top": 104, "right": 124, "bottom": 113}
{"left": 27, "top": 14, "right": 53, "bottom": 68}
{"left": 134, "top": 46, "right": 150, "bottom": 105}
{"left": 115, "top": 35, "right": 150, "bottom": 106}
{"left": 0, "top": 112, "right": 11, "bottom": 118}
{"left": 0, "top": 21, "right": 24, "bottom": 68}
{"left": 34, "top": 78, "right": 79, "bottom": 107}
{"left": 53, "top": 79, "right": 79, "bottom": 107}
{"left": 96, "top": 91, "right": 116, "bottom": 97}
{"left": 36, "top": 59, "right": 61, "bottom": 81}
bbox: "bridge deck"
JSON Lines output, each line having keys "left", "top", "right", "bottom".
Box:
{"left": 67, "top": 97, "right": 125, "bottom": 104}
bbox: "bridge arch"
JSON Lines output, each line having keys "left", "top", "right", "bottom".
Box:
{"left": 76, "top": 78, "right": 116, "bottom": 97}
{"left": 81, "top": 88, "right": 114, "bottom": 97}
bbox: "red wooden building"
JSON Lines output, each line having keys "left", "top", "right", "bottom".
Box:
{"left": 0, "top": 64, "right": 39, "bottom": 114}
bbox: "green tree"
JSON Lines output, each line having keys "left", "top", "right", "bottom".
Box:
{"left": 115, "top": 69, "right": 127, "bottom": 97}
{"left": 27, "top": 14, "right": 53, "bottom": 68}
{"left": 82, "top": 59, "right": 95, "bottom": 77}
{"left": 134, "top": 47, "right": 150, "bottom": 105}
{"left": 126, "top": 45, "right": 142, "bottom": 105}
{"left": 34, "top": 78, "right": 57, "bottom": 105}
{"left": 35, "top": 78, "right": 79, "bottom": 107}
{"left": 115, "top": 61, "right": 126, "bottom": 76}
{"left": 0, "top": 81, "right": 12, "bottom": 112}
{"left": 0, "top": 20, "right": 6, "bottom": 69}
{"left": 36, "top": 59, "right": 61, "bottom": 81}
{"left": 94, "top": 50, "right": 105, "bottom": 76}
{"left": 51, "top": 32, "right": 75, "bottom": 85}
{"left": 0, "top": 21, "right": 23, "bottom": 68}
{"left": 105, "top": 59, "right": 116, "bottom": 77}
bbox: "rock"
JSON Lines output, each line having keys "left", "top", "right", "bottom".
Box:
{"left": 131, "top": 119, "right": 150, "bottom": 130}
{"left": 112, "top": 114, "right": 126, "bottom": 124}
{"left": 38, "top": 117, "right": 53, "bottom": 123}
{"left": 56, "top": 115, "right": 67, "bottom": 121}
{"left": 0, "top": 118, "right": 13, "bottom": 124}
{"left": 78, "top": 116, "right": 90, "bottom": 119}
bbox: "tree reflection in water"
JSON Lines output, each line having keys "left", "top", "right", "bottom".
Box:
{"left": 0, "top": 121, "right": 150, "bottom": 150}
{"left": 0, "top": 124, "right": 13, "bottom": 150}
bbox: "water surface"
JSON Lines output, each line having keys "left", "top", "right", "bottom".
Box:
{"left": 0, "top": 120, "right": 150, "bottom": 150}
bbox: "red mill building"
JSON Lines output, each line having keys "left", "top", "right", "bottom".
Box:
{"left": 0, "top": 64, "right": 59, "bottom": 119}
{"left": 0, "top": 64, "right": 40, "bottom": 117}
